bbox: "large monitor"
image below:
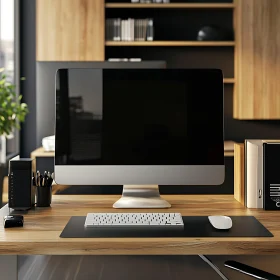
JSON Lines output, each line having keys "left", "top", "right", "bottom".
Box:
{"left": 55, "top": 68, "right": 224, "bottom": 208}
{"left": 37, "top": 61, "right": 166, "bottom": 145}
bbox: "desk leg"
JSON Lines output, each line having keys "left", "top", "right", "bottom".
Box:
{"left": 0, "top": 256, "right": 17, "bottom": 280}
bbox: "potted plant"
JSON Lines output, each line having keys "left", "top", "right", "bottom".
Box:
{"left": 0, "top": 68, "right": 28, "bottom": 163}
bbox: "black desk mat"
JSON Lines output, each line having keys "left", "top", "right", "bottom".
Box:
{"left": 60, "top": 216, "right": 273, "bottom": 238}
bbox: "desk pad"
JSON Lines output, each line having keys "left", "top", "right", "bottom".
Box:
{"left": 60, "top": 216, "right": 273, "bottom": 238}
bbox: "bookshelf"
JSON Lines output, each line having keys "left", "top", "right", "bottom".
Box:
{"left": 105, "top": 3, "right": 235, "bottom": 9}
{"left": 105, "top": 41, "right": 235, "bottom": 47}
{"left": 105, "top": 2, "right": 235, "bottom": 79}
{"left": 224, "top": 78, "right": 235, "bottom": 84}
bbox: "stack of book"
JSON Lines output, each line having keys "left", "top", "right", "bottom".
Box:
{"left": 106, "top": 18, "right": 154, "bottom": 41}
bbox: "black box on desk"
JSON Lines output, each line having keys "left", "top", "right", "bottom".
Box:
{"left": 8, "top": 156, "right": 35, "bottom": 210}
{"left": 263, "top": 143, "right": 280, "bottom": 210}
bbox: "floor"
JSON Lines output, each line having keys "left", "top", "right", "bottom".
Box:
{"left": 17, "top": 255, "right": 280, "bottom": 280}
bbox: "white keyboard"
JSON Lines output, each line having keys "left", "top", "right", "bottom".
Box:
{"left": 85, "top": 213, "right": 184, "bottom": 229}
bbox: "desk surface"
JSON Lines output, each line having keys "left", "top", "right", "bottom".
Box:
{"left": 0, "top": 195, "right": 279, "bottom": 255}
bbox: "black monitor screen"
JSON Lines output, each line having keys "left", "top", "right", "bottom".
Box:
{"left": 55, "top": 69, "right": 224, "bottom": 165}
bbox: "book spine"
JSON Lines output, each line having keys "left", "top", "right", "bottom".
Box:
{"left": 113, "top": 19, "right": 117, "bottom": 41}
{"left": 135, "top": 19, "right": 138, "bottom": 41}
{"left": 116, "top": 18, "right": 121, "bottom": 41}
{"left": 147, "top": 19, "right": 154, "bottom": 41}
{"left": 125, "top": 20, "right": 128, "bottom": 41}
{"left": 121, "top": 20, "right": 124, "bottom": 41}
{"left": 132, "top": 19, "right": 134, "bottom": 41}
{"left": 128, "top": 18, "right": 131, "bottom": 41}
{"left": 245, "top": 141, "right": 264, "bottom": 209}
{"left": 144, "top": 19, "right": 148, "bottom": 41}
{"left": 110, "top": 19, "right": 113, "bottom": 41}
{"left": 140, "top": 19, "right": 144, "bottom": 41}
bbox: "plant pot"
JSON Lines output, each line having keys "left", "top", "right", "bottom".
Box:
{"left": 0, "top": 135, "right": 6, "bottom": 164}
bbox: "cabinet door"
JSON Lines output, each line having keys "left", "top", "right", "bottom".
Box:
{"left": 234, "top": 0, "right": 280, "bottom": 119}
{"left": 37, "top": 0, "right": 104, "bottom": 61}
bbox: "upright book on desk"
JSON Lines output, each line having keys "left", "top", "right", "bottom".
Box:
{"left": 245, "top": 140, "right": 263, "bottom": 209}
{"left": 263, "top": 142, "right": 280, "bottom": 210}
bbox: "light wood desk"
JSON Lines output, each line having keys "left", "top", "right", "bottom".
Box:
{"left": 0, "top": 195, "right": 279, "bottom": 255}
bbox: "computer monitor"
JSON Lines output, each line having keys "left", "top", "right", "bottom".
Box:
{"left": 55, "top": 68, "right": 224, "bottom": 208}
{"left": 37, "top": 61, "right": 166, "bottom": 145}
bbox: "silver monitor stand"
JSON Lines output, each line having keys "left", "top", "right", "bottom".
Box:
{"left": 113, "top": 185, "right": 171, "bottom": 208}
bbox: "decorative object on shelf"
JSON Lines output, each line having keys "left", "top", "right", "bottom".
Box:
{"left": 197, "top": 25, "right": 233, "bottom": 41}
{"left": 0, "top": 68, "right": 28, "bottom": 164}
{"left": 106, "top": 18, "right": 154, "bottom": 42}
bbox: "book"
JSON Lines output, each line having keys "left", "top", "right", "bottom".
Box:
{"left": 147, "top": 19, "right": 154, "bottom": 41}
{"left": 245, "top": 140, "right": 264, "bottom": 209}
{"left": 121, "top": 20, "right": 125, "bottom": 41}
{"left": 116, "top": 18, "right": 121, "bottom": 41}
{"left": 107, "top": 18, "right": 153, "bottom": 42}
{"left": 113, "top": 19, "right": 118, "bottom": 41}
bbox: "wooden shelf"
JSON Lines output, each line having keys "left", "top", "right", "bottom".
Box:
{"left": 105, "top": 41, "right": 235, "bottom": 47}
{"left": 223, "top": 78, "right": 235, "bottom": 84}
{"left": 105, "top": 3, "right": 235, "bottom": 9}
{"left": 224, "top": 151, "right": 234, "bottom": 157}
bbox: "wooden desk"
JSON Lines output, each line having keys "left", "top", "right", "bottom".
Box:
{"left": 0, "top": 195, "right": 279, "bottom": 255}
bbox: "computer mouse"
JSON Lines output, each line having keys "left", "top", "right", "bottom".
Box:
{"left": 208, "top": 216, "right": 232, "bottom": 230}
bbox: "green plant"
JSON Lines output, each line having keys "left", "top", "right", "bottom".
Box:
{"left": 0, "top": 68, "right": 28, "bottom": 136}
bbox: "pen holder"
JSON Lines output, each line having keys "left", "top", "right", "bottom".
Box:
{"left": 36, "top": 186, "right": 52, "bottom": 207}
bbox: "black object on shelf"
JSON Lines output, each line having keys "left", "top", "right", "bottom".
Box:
{"left": 197, "top": 25, "right": 233, "bottom": 41}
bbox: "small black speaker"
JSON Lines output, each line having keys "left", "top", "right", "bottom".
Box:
{"left": 8, "top": 157, "right": 35, "bottom": 210}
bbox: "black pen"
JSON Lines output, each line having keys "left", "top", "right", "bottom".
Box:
{"left": 32, "top": 172, "right": 36, "bottom": 186}
{"left": 36, "top": 171, "right": 40, "bottom": 186}
{"left": 40, "top": 175, "right": 43, "bottom": 187}
{"left": 44, "top": 172, "right": 48, "bottom": 186}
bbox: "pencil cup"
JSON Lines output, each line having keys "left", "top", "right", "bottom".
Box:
{"left": 36, "top": 186, "right": 52, "bottom": 207}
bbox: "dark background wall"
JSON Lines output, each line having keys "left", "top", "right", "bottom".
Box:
{"left": 20, "top": 0, "right": 280, "bottom": 155}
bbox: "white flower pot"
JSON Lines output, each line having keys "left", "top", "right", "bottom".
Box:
{"left": 0, "top": 134, "right": 6, "bottom": 164}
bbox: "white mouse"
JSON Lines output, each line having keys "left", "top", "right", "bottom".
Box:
{"left": 208, "top": 216, "right": 232, "bottom": 230}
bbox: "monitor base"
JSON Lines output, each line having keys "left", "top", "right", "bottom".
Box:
{"left": 113, "top": 185, "right": 171, "bottom": 208}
